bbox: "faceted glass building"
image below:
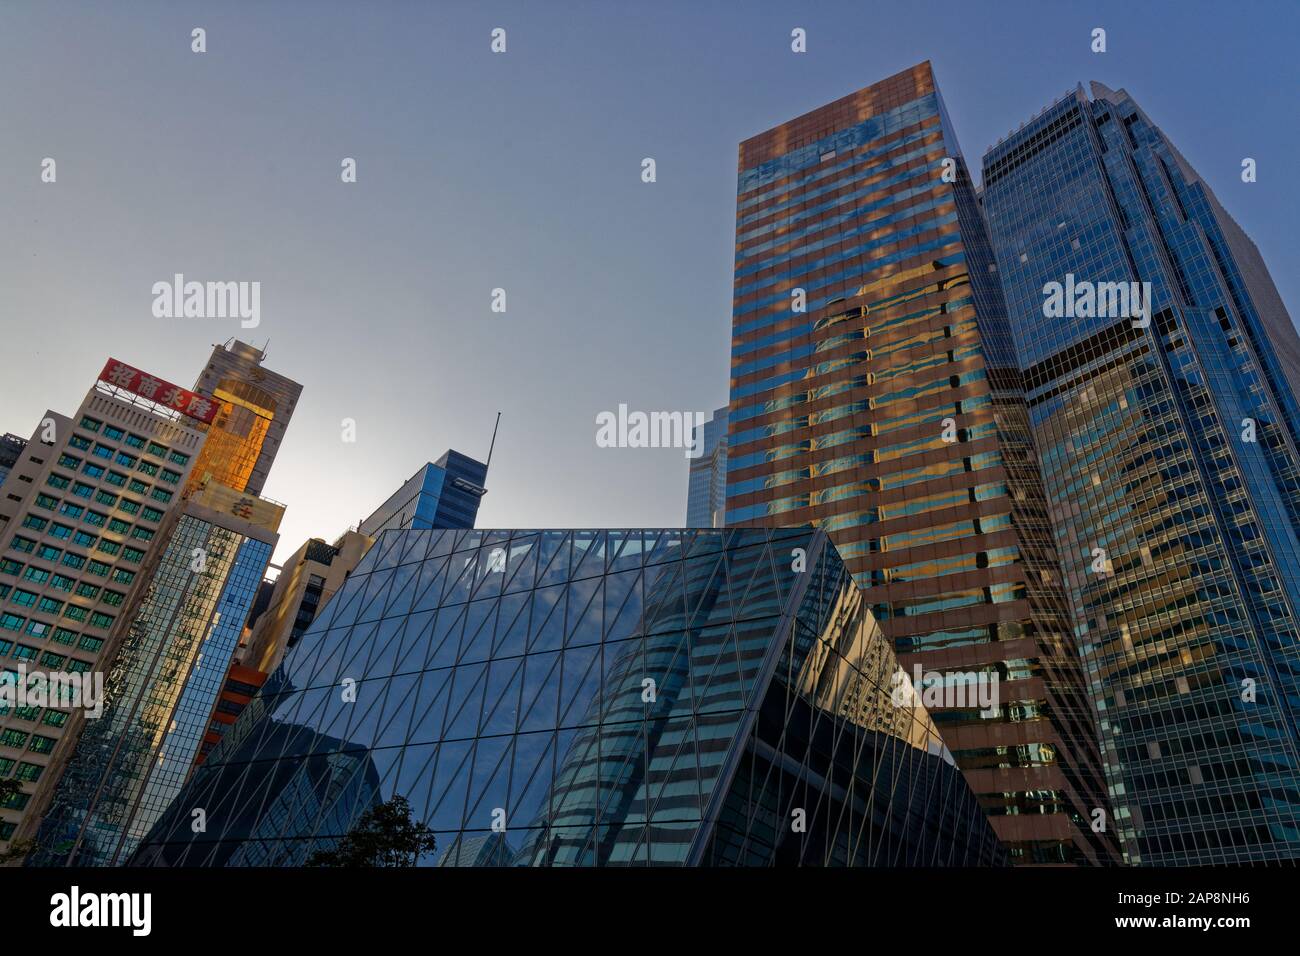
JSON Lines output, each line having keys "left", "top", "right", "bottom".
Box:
{"left": 133, "top": 528, "right": 1004, "bottom": 867}
{"left": 725, "top": 62, "right": 1116, "bottom": 864}
{"left": 686, "top": 406, "right": 729, "bottom": 528}
{"left": 981, "top": 83, "right": 1300, "bottom": 864}
{"left": 27, "top": 484, "right": 281, "bottom": 866}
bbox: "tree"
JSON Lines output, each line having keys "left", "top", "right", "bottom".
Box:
{"left": 305, "top": 795, "right": 436, "bottom": 867}
{"left": 0, "top": 779, "right": 33, "bottom": 866}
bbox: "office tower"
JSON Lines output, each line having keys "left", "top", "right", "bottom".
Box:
{"left": 133, "top": 528, "right": 1005, "bottom": 867}
{"left": 0, "top": 434, "right": 26, "bottom": 488}
{"left": 981, "top": 83, "right": 1300, "bottom": 864}
{"left": 188, "top": 340, "right": 303, "bottom": 496}
{"left": 360, "top": 451, "right": 488, "bottom": 537}
{"left": 26, "top": 483, "right": 283, "bottom": 865}
{"left": 724, "top": 62, "right": 1116, "bottom": 864}
{"left": 241, "top": 530, "right": 372, "bottom": 674}
{"left": 686, "top": 406, "right": 728, "bottom": 527}
{"left": 0, "top": 362, "right": 208, "bottom": 852}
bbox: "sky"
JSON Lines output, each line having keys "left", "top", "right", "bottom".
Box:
{"left": 1, "top": 0, "right": 1296, "bottom": 566}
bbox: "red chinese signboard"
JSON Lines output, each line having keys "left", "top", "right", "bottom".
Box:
{"left": 98, "top": 358, "right": 219, "bottom": 424}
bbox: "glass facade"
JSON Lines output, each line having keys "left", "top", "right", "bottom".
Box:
{"left": 0, "top": 390, "right": 204, "bottom": 852}
{"left": 686, "top": 406, "right": 728, "bottom": 528}
{"left": 132, "top": 528, "right": 1004, "bottom": 867}
{"left": 26, "top": 498, "right": 278, "bottom": 866}
{"left": 360, "top": 450, "right": 488, "bottom": 536}
{"left": 725, "top": 62, "right": 1116, "bottom": 864}
{"left": 981, "top": 83, "right": 1300, "bottom": 864}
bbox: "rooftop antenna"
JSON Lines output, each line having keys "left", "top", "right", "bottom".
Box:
{"left": 485, "top": 412, "right": 502, "bottom": 473}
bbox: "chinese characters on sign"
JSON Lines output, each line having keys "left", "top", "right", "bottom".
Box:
{"left": 98, "top": 358, "right": 219, "bottom": 424}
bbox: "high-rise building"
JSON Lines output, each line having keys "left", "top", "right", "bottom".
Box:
{"left": 193, "top": 662, "right": 268, "bottom": 769}
{"left": 0, "top": 363, "right": 210, "bottom": 852}
{"left": 724, "top": 62, "right": 1116, "bottom": 864}
{"left": 26, "top": 483, "right": 283, "bottom": 865}
{"left": 132, "top": 528, "right": 1005, "bottom": 867}
{"left": 188, "top": 340, "right": 302, "bottom": 496}
{"left": 359, "top": 451, "right": 488, "bottom": 537}
{"left": 980, "top": 83, "right": 1300, "bottom": 864}
{"left": 686, "top": 406, "right": 728, "bottom": 527}
{"left": 0, "top": 434, "right": 27, "bottom": 488}
{"left": 240, "top": 531, "right": 372, "bottom": 675}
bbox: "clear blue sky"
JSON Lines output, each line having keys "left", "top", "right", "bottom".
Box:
{"left": 2, "top": 0, "right": 1295, "bottom": 565}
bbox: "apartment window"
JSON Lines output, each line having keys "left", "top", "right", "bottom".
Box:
{"left": 136, "top": 461, "right": 158, "bottom": 477}
{"left": 77, "top": 636, "right": 104, "bottom": 653}
{"left": 0, "top": 729, "right": 29, "bottom": 748}
{"left": 146, "top": 441, "right": 167, "bottom": 458}
{"left": 62, "top": 605, "right": 88, "bottom": 623}
{"left": 129, "top": 527, "right": 153, "bottom": 543}
{"left": 82, "top": 464, "right": 105, "bottom": 479}
{"left": 127, "top": 479, "right": 148, "bottom": 494}
{"left": 124, "top": 434, "right": 146, "bottom": 450}
{"left": 27, "top": 735, "right": 56, "bottom": 755}
{"left": 10, "top": 590, "right": 38, "bottom": 608}
{"left": 117, "top": 499, "right": 140, "bottom": 516}
{"left": 38, "top": 652, "right": 64, "bottom": 669}
{"left": 0, "top": 613, "right": 24, "bottom": 632}
{"left": 57, "top": 454, "right": 80, "bottom": 470}
{"left": 101, "top": 590, "right": 125, "bottom": 608}
{"left": 96, "top": 540, "right": 121, "bottom": 557}
{"left": 0, "top": 559, "right": 21, "bottom": 576}
{"left": 72, "top": 482, "right": 94, "bottom": 499}
{"left": 49, "top": 523, "right": 73, "bottom": 540}
{"left": 21, "top": 516, "right": 47, "bottom": 532}
{"left": 34, "top": 494, "right": 59, "bottom": 510}
{"left": 74, "top": 583, "right": 100, "bottom": 600}
{"left": 51, "top": 627, "right": 78, "bottom": 646}
{"left": 86, "top": 560, "right": 110, "bottom": 578}
{"left": 160, "top": 469, "right": 181, "bottom": 485}
{"left": 84, "top": 511, "right": 107, "bottom": 528}
{"left": 71, "top": 531, "right": 96, "bottom": 548}
{"left": 79, "top": 417, "right": 102, "bottom": 433}
{"left": 15, "top": 762, "right": 43, "bottom": 782}
{"left": 150, "top": 488, "right": 173, "bottom": 504}
{"left": 42, "top": 710, "right": 68, "bottom": 728}
{"left": 58, "top": 503, "right": 84, "bottom": 519}
{"left": 107, "top": 518, "right": 130, "bottom": 535}
{"left": 36, "top": 545, "right": 61, "bottom": 562}
{"left": 115, "top": 452, "right": 137, "bottom": 468}
{"left": 105, "top": 472, "right": 127, "bottom": 488}
{"left": 9, "top": 537, "right": 35, "bottom": 554}
{"left": 10, "top": 645, "right": 37, "bottom": 662}
{"left": 89, "top": 612, "right": 115, "bottom": 630}
{"left": 102, "top": 426, "right": 124, "bottom": 441}
{"left": 67, "top": 435, "right": 91, "bottom": 451}
{"left": 111, "top": 569, "right": 135, "bottom": 586}
{"left": 36, "top": 597, "right": 63, "bottom": 615}
{"left": 50, "top": 574, "right": 74, "bottom": 593}
{"left": 60, "top": 553, "right": 86, "bottom": 571}
{"left": 91, "top": 443, "right": 113, "bottom": 460}
{"left": 121, "top": 546, "right": 144, "bottom": 563}
{"left": 46, "top": 474, "right": 70, "bottom": 491}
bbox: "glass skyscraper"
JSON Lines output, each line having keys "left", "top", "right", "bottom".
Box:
{"left": 132, "top": 528, "right": 1004, "bottom": 867}
{"left": 360, "top": 450, "right": 488, "bottom": 537}
{"left": 981, "top": 82, "right": 1300, "bottom": 864}
{"left": 686, "top": 406, "right": 728, "bottom": 528}
{"left": 26, "top": 483, "right": 283, "bottom": 866}
{"left": 724, "top": 62, "right": 1116, "bottom": 864}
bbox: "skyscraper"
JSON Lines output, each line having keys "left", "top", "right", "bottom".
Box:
{"left": 0, "top": 363, "right": 209, "bottom": 852}
{"left": 27, "top": 484, "right": 284, "bottom": 865}
{"left": 686, "top": 406, "right": 728, "bottom": 527}
{"left": 133, "top": 529, "right": 1005, "bottom": 867}
{"left": 981, "top": 83, "right": 1300, "bottom": 864}
{"left": 0, "top": 434, "right": 26, "bottom": 488}
{"left": 359, "top": 451, "right": 488, "bottom": 537}
{"left": 188, "top": 340, "right": 303, "bottom": 497}
{"left": 724, "top": 62, "right": 1116, "bottom": 864}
